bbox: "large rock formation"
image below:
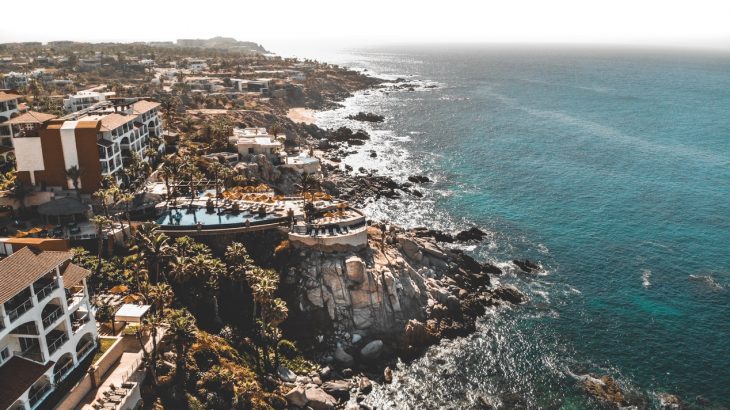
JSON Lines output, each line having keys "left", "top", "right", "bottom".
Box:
{"left": 288, "top": 224, "right": 506, "bottom": 355}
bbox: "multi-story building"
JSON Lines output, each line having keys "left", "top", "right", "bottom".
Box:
{"left": 1, "top": 73, "right": 29, "bottom": 90}
{"left": 13, "top": 99, "right": 164, "bottom": 192}
{"left": 0, "top": 246, "right": 97, "bottom": 410}
{"left": 62, "top": 89, "right": 115, "bottom": 113}
{"left": 0, "top": 91, "right": 26, "bottom": 166}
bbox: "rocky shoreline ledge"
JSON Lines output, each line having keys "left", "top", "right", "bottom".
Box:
{"left": 273, "top": 223, "right": 527, "bottom": 409}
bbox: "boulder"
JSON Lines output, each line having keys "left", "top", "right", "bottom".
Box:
{"left": 347, "top": 112, "right": 385, "bottom": 122}
{"left": 305, "top": 386, "right": 337, "bottom": 410}
{"left": 399, "top": 237, "right": 422, "bottom": 261}
{"left": 319, "top": 366, "right": 332, "bottom": 380}
{"left": 285, "top": 385, "right": 308, "bottom": 408}
{"left": 383, "top": 366, "right": 393, "bottom": 383}
{"left": 277, "top": 365, "right": 297, "bottom": 383}
{"left": 334, "top": 346, "right": 354, "bottom": 367}
{"left": 345, "top": 256, "right": 366, "bottom": 283}
{"left": 455, "top": 227, "right": 487, "bottom": 241}
{"left": 322, "top": 380, "right": 351, "bottom": 400}
{"left": 583, "top": 375, "right": 626, "bottom": 406}
{"left": 491, "top": 285, "right": 527, "bottom": 304}
{"left": 360, "top": 340, "right": 384, "bottom": 359}
{"left": 408, "top": 175, "right": 431, "bottom": 183}
{"left": 352, "top": 333, "right": 362, "bottom": 344}
{"left": 659, "top": 393, "right": 682, "bottom": 409}
{"left": 403, "top": 319, "right": 435, "bottom": 347}
{"left": 358, "top": 377, "right": 373, "bottom": 394}
{"left": 513, "top": 259, "right": 540, "bottom": 273}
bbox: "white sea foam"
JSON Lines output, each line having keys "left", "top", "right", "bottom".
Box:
{"left": 642, "top": 269, "right": 652, "bottom": 289}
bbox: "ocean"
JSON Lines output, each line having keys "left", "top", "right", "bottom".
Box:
{"left": 310, "top": 45, "right": 730, "bottom": 409}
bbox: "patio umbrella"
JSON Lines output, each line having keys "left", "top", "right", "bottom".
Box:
{"left": 123, "top": 294, "right": 142, "bottom": 303}
{"left": 14, "top": 231, "right": 29, "bottom": 238}
{"left": 27, "top": 227, "right": 44, "bottom": 234}
{"left": 109, "top": 285, "right": 129, "bottom": 294}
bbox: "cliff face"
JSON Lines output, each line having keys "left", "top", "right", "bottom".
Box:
{"left": 288, "top": 226, "right": 511, "bottom": 342}
{"left": 293, "top": 243, "right": 430, "bottom": 334}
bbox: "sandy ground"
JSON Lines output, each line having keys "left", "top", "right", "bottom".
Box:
{"left": 287, "top": 107, "right": 317, "bottom": 124}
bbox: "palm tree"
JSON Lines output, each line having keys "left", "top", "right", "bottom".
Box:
{"left": 166, "top": 308, "right": 196, "bottom": 394}
{"left": 7, "top": 180, "right": 32, "bottom": 217}
{"left": 91, "top": 215, "right": 112, "bottom": 274}
{"left": 65, "top": 166, "right": 83, "bottom": 198}
{"left": 160, "top": 155, "right": 182, "bottom": 204}
{"left": 296, "top": 172, "right": 319, "bottom": 221}
{"left": 130, "top": 222, "right": 171, "bottom": 283}
{"left": 145, "top": 282, "right": 173, "bottom": 313}
{"left": 206, "top": 161, "right": 227, "bottom": 208}
{"left": 262, "top": 298, "right": 288, "bottom": 369}
{"left": 180, "top": 155, "right": 201, "bottom": 200}
{"left": 119, "top": 192, "right": 134, "bottom": 237}
{"left": 93, "top": 296, "right": 117, "bottom": 334}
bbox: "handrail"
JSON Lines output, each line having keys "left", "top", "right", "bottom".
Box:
{"left": 8, "top": 298, "right": 33, "bottom": 322}
{"left": 28, "top": 382, "right": 52, "bottom": 407}
{"left": 53, "top": 359, "right": 74, "bottom": 382}
{"left": 35, "top": 281, "right": 59, "bottom": 302}
{"left": 47, "top": 333, "right": 69, "bottom": 355}
{"left": 42, "top": 306, "right": 63, "bottom": 328}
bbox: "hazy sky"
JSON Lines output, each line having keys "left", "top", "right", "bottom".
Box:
{"left": 2, "top": 0, "right": 729, "bottom": 55}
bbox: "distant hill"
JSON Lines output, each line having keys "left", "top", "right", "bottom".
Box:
{"left": 173, "top": 37, "right": 269, "bottom": 54}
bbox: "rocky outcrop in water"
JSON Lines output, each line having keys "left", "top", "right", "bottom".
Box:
{"left": 347, "top": 112, "right": 385, "bottom": 122}
{"left": 287, "top": 223, "right": 519, "bottom": 371}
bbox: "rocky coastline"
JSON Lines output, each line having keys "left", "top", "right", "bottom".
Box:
{"left": 266, "top": 79, "right": 534, "bottom": 410}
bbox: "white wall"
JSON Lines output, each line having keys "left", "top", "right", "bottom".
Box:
{"left": 13, "top": 137, "right": 46, "bottom": 184}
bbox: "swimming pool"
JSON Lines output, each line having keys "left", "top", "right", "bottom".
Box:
{"left": 156, "top": 207, "right": 286, "bottom": 229}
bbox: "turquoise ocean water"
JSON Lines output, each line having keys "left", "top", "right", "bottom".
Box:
{"left": 311, "top": 45, "right": 730, "bottom": 408}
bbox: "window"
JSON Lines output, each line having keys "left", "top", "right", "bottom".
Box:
{"left": 248, "top": 148, "right": 254, "bottom": 154}
{"left": 0, "top": 346, "right": 9, "bottom": 363}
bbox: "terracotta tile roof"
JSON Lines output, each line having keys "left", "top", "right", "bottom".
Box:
{"left": 0, "top": 356, "right": 54, "bottom": 410}
{"left": 0, "top": 91, "right": 21, "bottom": 103}
{"left": 62, "top": 263, "right": 91, "bottom": 289}
{"left": 0, "top": 246, "right": 72, "bottom": 304}
{"left": 131, "top": 100, "right": 160, "bottom": 115}
{"left": 5, "top": 110, "right": 57, "bottom": 125}
{"left": 99, "top": 113, "right": 134, "bottom": 132}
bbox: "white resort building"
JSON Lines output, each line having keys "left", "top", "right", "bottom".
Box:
{"left": 0, "top": 91, "right": 25, "bottom": 165}
{"left": 62, "top": 89, "right": 116, "bottom": 113}
{"left": 230, "top": 127, "right": 284, "bottom": 160}
{"left": 0, "top": 247, "right": 97, "bottom": 410}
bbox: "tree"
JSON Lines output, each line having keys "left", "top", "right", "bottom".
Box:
{"left": 93, "top": 296, "right": 117, "bottom": 334}
{"left": 91, "top": 215, "right": 112, "bottom": 274}
{"left": 160, "top": 155, "right": 182, "bottom": 204}
{"left": 65, "top": 166, "right": 83, "bottom": 197}
{"left": 296, "top": 172, "right": 319, "bottom": 221}
{"left": 166, "top": 308, "right": 196, "bottom": 394}
{"left": 7, "top": 178, "right": 32, "bottom": 217}
{"left": 119, "top": 192, "right": 134, "bottom": 237}
{"left": 130, "top": 222, "right": 171, "bottom": 283}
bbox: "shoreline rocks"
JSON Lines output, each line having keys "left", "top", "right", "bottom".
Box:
{"left": 347, "top": 112, "right": 385, "bottom": 122}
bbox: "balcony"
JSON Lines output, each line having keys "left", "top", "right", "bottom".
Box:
{"left": 71, "top": 311, "right": 90, "bottom": 333}
{"left": 42, "top": 306, "right": 63, "bottom": 329}
{"left": 34, "top": 279, "right": 59, "bottom": 302}
{"left": 7, "top": 298, "right": 33, "bottom": 323}
{"left": 16, "top": 344, "right": 43, "bottom": 363}
{"left": 66, "top": 290, "right": 85, "bottom": 311}
{"left": 28, "top": 382, "right": 52, "bottom": 409}
{"left": 46, "top": 330, "right": 69, "bottom": 355}
{"left": 76, "top": 339, "right": 95, "bottom": 360}
{"left": 53, "top": 358, "right": 75, "bottom": 382}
